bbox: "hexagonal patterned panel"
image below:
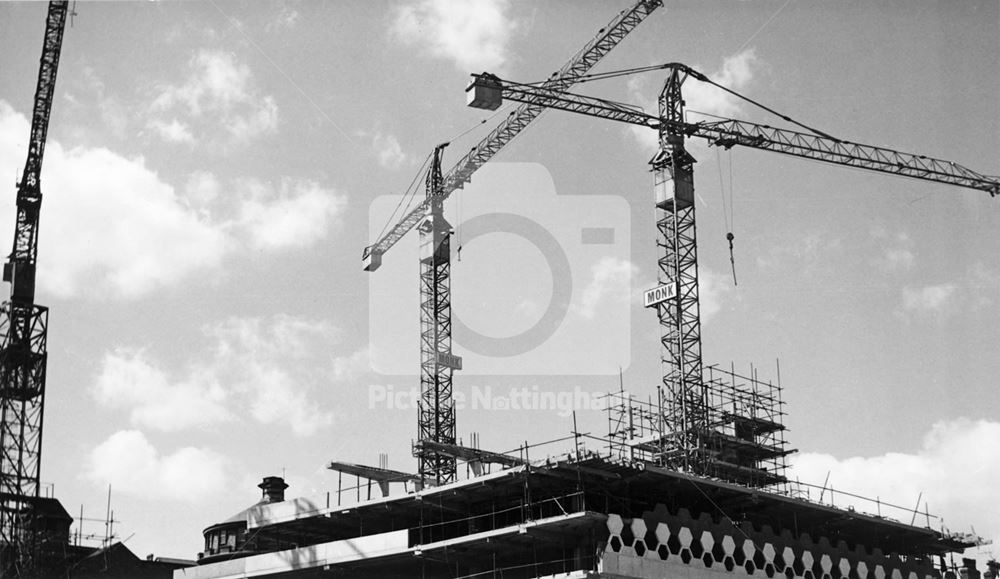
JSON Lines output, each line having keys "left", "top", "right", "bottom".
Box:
{"left": 600, "top": 507, "right": 933, "bottom": 579}
{"left": 655, "top": 522, "right": 671, "bottom": 546}
{"left": 701, "top": 530, "right": 715, "bottom": 552}
{"left": 678, "top": 526, "right": 693, "bottom": 548}
{"left": 608, "top": 514, "right": 623, "bottom": 535}
{"left": 821, "top": 554, "right": 833, "bottom": 574}
{"left": 783, "top": 547, "right": 796, "bottom": 569}
{"left": 723, "top": 535, "right": 737, "bottom": 556}
{"left": 857, "top": 561, "right": 869, "bottom": 579}
{"left": 631, "top": 518, "right": 647, "bottom": 542}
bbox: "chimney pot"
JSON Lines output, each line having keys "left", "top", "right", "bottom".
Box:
{"left": 258, "top": 476, "right": 288, "bottom": 503}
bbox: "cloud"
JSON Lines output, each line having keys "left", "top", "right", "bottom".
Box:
{"left": 374, "top": 133, "right": 409, "bottom": 169}
{"left": 575, "top": 257, "right": 639, "bottom": 320}
{"left": 85, "top": 430, "right": 228, "bottom": 502}
{"left": 901, "top": 283, "right": 957, "bottom": 315}
{"left": 699, "top": 267, "right": 733, "bottom": 323}
{"left": 233, "top": 178, "right": 346, "bottom": 251}
{"left": 788, "top": 419, "right": 1000, "bottom": 564}
{"left": 755, "top": 232, "right": 836, "bottom": 271}
{"left": 92, "top": 348, "right": 233, "bottom": 432}
{"left": 267, "top": 3, "right": 299, "bottom": 31}
{"left": 148, "top": 49, "right": 278, "bottom": 145}
{"left": 205, "top": 316, "right": 336, "bottom": 436}
{"left": 354, "top": 129, "right": 410, "bottom": 169}
{"left": 147, "top": 118, "right": 195, "bottom": 144}
{"left": 628, "top": 49, "right": 762, "bottom": 152}
{"left": 391, "top": 0, "right": 516, "bottom": 72}
{"left": 871, "top": 227, "right": 915, "bottom": 272}
{"left": 0, "top": 101, "right": 231, "bottom": 299}
{"left": 67, "top": 66, "right": 128, "bottom": 140}
{"left": 0, "top": 103, "right": 346, "bottom": 299}
{"left": 332, "top": 347, "right": 371, "bottom": 382}
{"left": 968, "top": 261, "right": 1000, "bottom": 308}
{"left": 92, "top": 316, "right": 338, "bottom": 437}
{"left": 184, "top": 170, "right": 222, "bottom": 209}
{"left": 684, "top": 49, "right": 759, "bottom": 120}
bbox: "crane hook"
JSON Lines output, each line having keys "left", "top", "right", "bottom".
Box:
{"left": 726, "top": 232, "right": 737, "bottom": 286}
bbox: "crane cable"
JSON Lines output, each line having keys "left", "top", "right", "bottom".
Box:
{"left": 374, "top": 151, "right": 434, "bottom": 243}
{"left": 441, "top": 104, "right": 511, "bottom": 263}
{"left": 716, "top": 147, "right": 737, "bottom": 286}
{"left": 519, "top": 63, "right": 837, "bottom": 142}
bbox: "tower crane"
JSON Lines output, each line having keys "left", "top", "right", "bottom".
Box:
{"left": 0, "top": 1, "right": 68, "bottom": 575}
{"left": 364, "top": 0, "right": 662, "bottom": 486}
{"left": 466, "top": 64, "right": 1000, "bottom": 479}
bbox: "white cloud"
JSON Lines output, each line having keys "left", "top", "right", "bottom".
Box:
{"left": 267, "top": 3, "right": 299, "bottom": 31}
{"left": 76, "top": 66, "right": 128, "bottom": 140}
{"left": 684, "top": 49, "right": 759, "bottom": 120}
{"left": 234, "top": 178, "right": 346, "bottom": 251}
{"left": 92, "top": 348, "right": 233, "bottom": 431}
{"left": 85, "top": 430, "right": 228, "bottom": 502}
{"left": 756, "top": 232, "right": 836, "bottom": 271}
{"left": 354, "top": 129, "right": 410, "bottom": 169}
{"left": 901, "top": 283, "right": 957, "bottom": 315}
{"left": 148, "top": 49, "right": 278, "bottom": 145}
{"left": 205, "top": 316, "right": 336, "bottom": 436}
{"left": 374, "top": 133, "right": 409, "bottom": 169}
{"left": 147, "top": 118, "right": 195, "bottom": 144}
{"left": 788, "top": 419, "right": 1000, "bottom": 565}
{"left": 0, "top": 103, "right": 345, "bottom": 299}
{"left": 184, "top": 170, "right": 222, "bottom": 209}
{"left": 699, "top": 267, "right": 733, "bottom": 323}
{"left": 968, "top": 261, "right": 1000, "bottom": 308}
{"left": 576, "top": 257, "right": 639, "bottom": 320}
{"left": 332, "top": 347, "right": 371, "bottom": 382}
{"left": 871, "top": 227, "right": 915, "bottom": 272}
{"left": 628, "top": 49, "right": 762, "bottom": 152}
{"left": 0, "top": 101, "right": 231, "bottom": 299}
{"left": 391, "top": 0, "right": 516, "bottom": 72}
{"left": 91, "top": 316, "right": 338, "bottom": 437}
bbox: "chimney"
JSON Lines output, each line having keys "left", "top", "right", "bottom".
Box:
{"left": 258, "top": 476, "right": 288, "bottom": 503}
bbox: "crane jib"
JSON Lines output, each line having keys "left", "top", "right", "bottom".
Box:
{"left": 363, "top": 0, "right": 662, "bottom": 270}
{"left": 474, "top": 69, "right": 1000, "bottom": 198}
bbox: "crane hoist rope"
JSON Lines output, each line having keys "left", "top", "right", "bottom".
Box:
{"left": 374, "top": 151, "right": 435, "bottom": 244}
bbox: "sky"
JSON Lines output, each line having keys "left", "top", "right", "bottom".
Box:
{"left": 0, "top": 0, "right": 997, "bottom": 566}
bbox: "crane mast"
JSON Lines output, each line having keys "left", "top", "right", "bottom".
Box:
{"left": 1, "top": 1, "right": 67, "bottom": 576}
{"left": 653, "top": 68, "right": 706, "bottom": 471}
{"left": 467, "top": 66, "right": 999, "bottom": 479}
{"left": 370, "top": 1, "right": 662, "bottom": 486}
{"left": 415, "top": 144, "right": 457, "bottom": 485}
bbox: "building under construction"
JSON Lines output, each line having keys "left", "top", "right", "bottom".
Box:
{"left": 2, "top": 1, "right": 997, "bottom": 578}
{"left": 174, "top": 366, "right": 987, "bottom": 579}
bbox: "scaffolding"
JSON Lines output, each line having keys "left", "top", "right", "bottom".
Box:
{"left": 605, "top": 363, "right": 793, "bottom": 490}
